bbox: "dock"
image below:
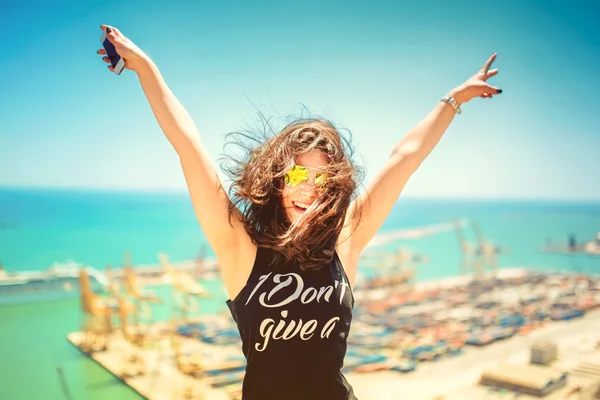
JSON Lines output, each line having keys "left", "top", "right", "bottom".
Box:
{"left": 67, "top": 257, "right": 600, "bottom": 400}
{"left": 66, "top": 319, "right": 242, "bottom": 400}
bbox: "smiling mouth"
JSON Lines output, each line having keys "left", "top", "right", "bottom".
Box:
{"left": 292, "top": 201, "right": 312, "bottom": 213}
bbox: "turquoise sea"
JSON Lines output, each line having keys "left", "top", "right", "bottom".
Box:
{"left": 1, "top": 187, "right": 599, "bottom": 399}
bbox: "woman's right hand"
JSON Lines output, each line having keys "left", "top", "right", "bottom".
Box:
{"left": 97, "top": 25, "right": 148, "bottom": 73}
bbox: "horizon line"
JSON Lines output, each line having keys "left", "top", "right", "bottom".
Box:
{"left": 1, "top": 184, "right": 599, "bottom": 203}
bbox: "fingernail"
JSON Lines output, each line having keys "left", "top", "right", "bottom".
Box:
{"left": 106, "top": 26, "right": 113, "bottom": 33}
{"left": 497, "top": 89, "right": 503, "bottom": 94}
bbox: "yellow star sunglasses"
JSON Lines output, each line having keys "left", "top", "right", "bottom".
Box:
{"left": 284, "top": 165, "right": 328, "bottom": 191}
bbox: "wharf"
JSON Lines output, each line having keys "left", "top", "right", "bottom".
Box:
{"left": 66, "top": 319, "right": 241, "bottom": 400}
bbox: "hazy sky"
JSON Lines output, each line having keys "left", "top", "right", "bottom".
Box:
{"left": 1, "top": 0, "right": 599, "bottom": 200}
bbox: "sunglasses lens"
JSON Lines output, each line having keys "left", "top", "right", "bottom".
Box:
{"left": 284, "top": 166, "right": 309, "bottom": 187}
{"left": 315, "top": 172, "right": 328, "bottom": 191}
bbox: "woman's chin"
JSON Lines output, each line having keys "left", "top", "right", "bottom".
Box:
{"left": 287, "top": 211, "right": 306, "bottom": 225}
{"left": 289, "top": 216, "right": 302, "bottom": 225}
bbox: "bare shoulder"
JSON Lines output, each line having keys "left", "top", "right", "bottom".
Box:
{"left": 217, "top": 229, "right": 258, "bottom": 301}
{"left": 335, "top": 233, "right": 360, "bottom": 289}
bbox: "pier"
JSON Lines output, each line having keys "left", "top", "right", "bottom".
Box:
{"left": 66, "top": 257, "right": 600, "bottom": 399}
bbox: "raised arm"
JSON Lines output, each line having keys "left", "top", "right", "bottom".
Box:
{"left": 98, "top": 26, "right": 255, "bottom": 294}
{"left": 339, "top": 54, "right": 503, "bottom": 261}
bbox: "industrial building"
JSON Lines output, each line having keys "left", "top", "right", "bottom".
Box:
{"left": 479, "top": 364, "right": 567, "bottom": 397}
{"left": 531, "top": 340, "right": 558, "bottom": 365}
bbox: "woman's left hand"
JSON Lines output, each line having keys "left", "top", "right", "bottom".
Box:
{"left": 452, "top": 53, "right": 502, "bottom": 104}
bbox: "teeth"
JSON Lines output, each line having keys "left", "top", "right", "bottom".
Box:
{"left": 293, "top": 201, "right": 311, "bottom": 210}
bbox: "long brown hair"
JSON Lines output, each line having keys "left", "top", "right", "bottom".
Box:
{"left": 220, "top": 116, "right": 364, "bottom": 270}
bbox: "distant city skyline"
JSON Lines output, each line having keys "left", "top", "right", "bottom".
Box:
{"left": 2, "top": 0, "right": 599, "bottom": 200}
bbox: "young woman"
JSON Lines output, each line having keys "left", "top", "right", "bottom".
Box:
{"left": 98, "top": 25, "right": 502, "bottom": 400}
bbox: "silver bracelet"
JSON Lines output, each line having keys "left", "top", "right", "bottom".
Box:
{"left": 440, "top": 96, "right": 461, "bottom": 115}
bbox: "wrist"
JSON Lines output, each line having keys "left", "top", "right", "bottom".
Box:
{"left": 132, "top": 54, "right": 153, "bottom": 74}
{"left": 448, "top": 86, "right": 468, "bottom": 105}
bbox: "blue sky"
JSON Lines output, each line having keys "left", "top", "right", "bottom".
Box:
{"left": 1, "top": 0, "right": 599, "bottom": 200}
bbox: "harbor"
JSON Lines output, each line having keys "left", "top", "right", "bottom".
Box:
{"left": 2, "top": 204, "right": 600, "bottom": 400}
{"left": 59, "top": 241, "right": 600, "bottom": 399}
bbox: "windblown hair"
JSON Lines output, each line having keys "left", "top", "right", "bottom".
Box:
{"left": 220, "top": 116, "right": 364, "bottom": 270}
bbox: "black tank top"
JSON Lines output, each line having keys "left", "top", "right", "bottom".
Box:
{"left": 227, "top": 247, "right": 357, "bottom": 400}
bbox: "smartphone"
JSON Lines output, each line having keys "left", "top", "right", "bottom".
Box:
{"left": 100, "top": 30, "right": 125, "bottom": 75}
